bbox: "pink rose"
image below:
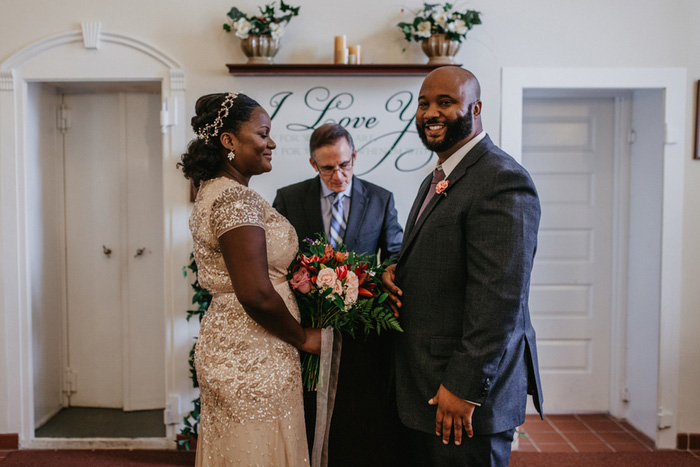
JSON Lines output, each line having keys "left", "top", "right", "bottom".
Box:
{"left": 333, "top": 279, "right": 344, "bottom": 296}
{"left": 345, "top": 271, "right": 359, "bottom": 289}
{"left": 344, "top": 283, "right": 359, "bottom": 304}
{"left": 316, "top": 268, "right": 338, "bottom": 289}
{"left": 289, "top": 268, "right": 312, "bottom": 294}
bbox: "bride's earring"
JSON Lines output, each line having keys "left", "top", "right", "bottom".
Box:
{"left": 228, "top": 149, "right": 235, "bottom": 161}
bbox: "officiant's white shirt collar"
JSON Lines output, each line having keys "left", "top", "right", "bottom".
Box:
{"left": 439, "top": 131, "right": 486, "bottom": 178}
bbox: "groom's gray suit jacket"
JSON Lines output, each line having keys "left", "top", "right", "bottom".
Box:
{"left": 394, "top": 134, "right": 544, "bottom": 435}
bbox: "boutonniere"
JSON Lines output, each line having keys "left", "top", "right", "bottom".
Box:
{"left": 436, "top": 180, "right": 450, "bottom": 196}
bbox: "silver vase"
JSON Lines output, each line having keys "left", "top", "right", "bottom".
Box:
{"left": 240, "top": 35, "right": 280, "bottom": 64}
{"left": 421, "top": 33, "right": 461, "bottom": 65}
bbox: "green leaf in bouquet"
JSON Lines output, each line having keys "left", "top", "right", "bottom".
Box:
{"left": 332, "top": 295, "right": 345, "bottom": 310}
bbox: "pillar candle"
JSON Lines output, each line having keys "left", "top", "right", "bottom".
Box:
{"left": 348, "top": 45, "right": 361, "bottom": 64}
{"left": 334, "top": 35, "right": 347, "bottom": 64}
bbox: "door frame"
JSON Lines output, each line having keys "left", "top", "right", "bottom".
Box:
{"left": 0, "top": 23, "right": 191, "bottom": 446}
{"left": 501, "top": 67, "right": 686, "bottom": 449}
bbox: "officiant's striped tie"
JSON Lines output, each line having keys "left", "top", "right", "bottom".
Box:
{"left": 329, "top": 192, "right": 346, "bottom": 247}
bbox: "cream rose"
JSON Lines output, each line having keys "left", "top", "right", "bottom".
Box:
{"left": 316, "top": 267, "right": 337, "bottom": 289}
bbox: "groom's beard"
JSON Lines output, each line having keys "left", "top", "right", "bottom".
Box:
{"left": 416, "top": 104, "right": 473, "bottom": 153}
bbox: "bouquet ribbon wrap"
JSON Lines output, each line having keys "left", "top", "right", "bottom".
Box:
{"left": 311, "top": 327, "right": 342, "bottom": 467}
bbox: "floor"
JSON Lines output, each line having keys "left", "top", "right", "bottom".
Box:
{"left": 34, "top": 407, "right": 165, "bottom": 438}
{"left": 3, "top": 413, "right": 700, "bottom": 462}
{"left": 519, "top": 413, "right": 700, "bottom": 459}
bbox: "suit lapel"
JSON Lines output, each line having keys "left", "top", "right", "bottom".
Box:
{"left": 398, "top": 136, "right": 495, "bottom": 263}
{"left": 303, "top": 177, "right": 325, "bottom": 242}
{"left": 344, "top": 176, "right": 367, "bottom": 248}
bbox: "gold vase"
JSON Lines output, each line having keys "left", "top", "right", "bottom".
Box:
{"left": 240, "top": 35, "right": 280, "bottom": 64}
{"left": 421, "top": 33, "right": 461, "bottom": 65}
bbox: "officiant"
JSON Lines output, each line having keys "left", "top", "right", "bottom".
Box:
{"left": 273, "top": 123, "right": 404, "bottom": 466}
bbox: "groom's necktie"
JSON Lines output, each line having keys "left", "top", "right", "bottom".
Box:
{"left": 416, "top": 166, "right": 445, "bottom": 222}
{"left": 329, "top": 192, "right": 346, "bottom": 247}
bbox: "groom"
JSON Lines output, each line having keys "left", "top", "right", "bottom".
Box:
{"left": 382, "top": 66, "right": 544, "bottom": 466}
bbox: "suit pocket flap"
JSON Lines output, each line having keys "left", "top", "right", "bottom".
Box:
{"left": 430, "top": 336, "right": 460, "bottom": 357}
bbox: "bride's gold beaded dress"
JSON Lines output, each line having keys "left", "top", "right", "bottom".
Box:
{"left": 190, "top": 177, "right": 309, "bottom": 466}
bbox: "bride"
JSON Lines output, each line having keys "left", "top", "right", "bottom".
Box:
{"left": 179, "top": 92, "right": 321, "bottom": 466}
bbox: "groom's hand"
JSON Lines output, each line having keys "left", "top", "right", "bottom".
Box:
{"left": 429, "top": 384, "right": 476, "bottom": 445}
{"left": 380, "top": 264, "right": 402, "bottom": 317}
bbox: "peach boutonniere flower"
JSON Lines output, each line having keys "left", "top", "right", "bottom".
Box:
{"left": 436, "top": 180, "right": 450, "bottom": 195}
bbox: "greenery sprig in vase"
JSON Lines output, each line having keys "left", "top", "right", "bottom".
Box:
{"left": 223, "top": 1, "right": 300, "bottom": 40}
{"left": 397, "top": 2, "right": 482, "bottom": 43}
{"left": 397, "top": 2, "right": 482, "bottom": 64}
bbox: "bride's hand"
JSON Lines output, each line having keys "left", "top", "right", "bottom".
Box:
{"left": 299, "top": 328, "right": 322, "bottom": 355}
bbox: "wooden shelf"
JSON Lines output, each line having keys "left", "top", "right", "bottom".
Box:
{"left": 226, "top": 63, "right": 460, "bottom": 76}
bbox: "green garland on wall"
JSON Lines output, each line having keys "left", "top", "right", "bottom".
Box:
{"left": 177, "top": 253, "right": 211, "bottom": 450}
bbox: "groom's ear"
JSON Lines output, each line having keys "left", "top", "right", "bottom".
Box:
{"left": 472, "top": 101, "right": 482, "bottom": 118}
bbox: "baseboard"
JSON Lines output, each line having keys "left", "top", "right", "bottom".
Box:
{"left": 23, "top": 437, "right": 173, "bottom": 450}
{"left": 0, "top": 434, "right": 19, "bottom": 449}
{"left": 677, "top": 432, "right": 700, "bottom": 450}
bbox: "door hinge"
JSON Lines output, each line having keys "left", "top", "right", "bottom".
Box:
{"left": 57, "top": 104, "right": 71, "bottom": 133}
{"left": 657, "top": 408, "right": 673, "bottom": 430}
{"left": 664, "top": 123, "right": 679, "bottom": 145}
{"left": 63, "top": 369, "right": 77, "bottom": 396}
{"left": 164, "top": 394, "right": 180, "bottom": 425}
{"left": 160, "top": 96, "right": 178, "bottom": 134}
{"left": 627, "top": 130, "right": 636, "bottom": 144}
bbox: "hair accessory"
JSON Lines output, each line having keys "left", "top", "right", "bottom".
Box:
{"left": 228, "top": 149, "right": 236, "bottom": 161}
{"left": 196, "top": 92, "right": 240, "bottom": 143}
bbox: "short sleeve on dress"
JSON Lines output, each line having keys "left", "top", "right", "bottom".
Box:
{"left": 212, "top": 186, "right": 265, "bottom": 237}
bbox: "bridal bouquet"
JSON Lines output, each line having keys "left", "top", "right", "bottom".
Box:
{"left": 288, "top": 235, "right": 402, "bottom": 391}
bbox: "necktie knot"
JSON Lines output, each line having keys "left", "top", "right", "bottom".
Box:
{"left": 431, "top": 166, "right": 445, "bottom": 184}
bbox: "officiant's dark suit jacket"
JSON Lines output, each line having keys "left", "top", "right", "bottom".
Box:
{"left": 273, "top": 175, "right": 405, "bottom": 466}
{"left": 394, "top": 134, "right": 543, "bottom": 437}
{"left": 272, "top": 175, "right": 403, "bottom": 261}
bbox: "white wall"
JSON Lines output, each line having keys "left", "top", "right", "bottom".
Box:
{"left": 26, "top": 83, "right": 65, "bottom": 427}
{"left": 1, "top": 0, "right": 699, "bottom": 434}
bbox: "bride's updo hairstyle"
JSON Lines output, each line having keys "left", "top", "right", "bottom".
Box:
{"left": 179, "top": 92, "right": 260, "bottom": 187}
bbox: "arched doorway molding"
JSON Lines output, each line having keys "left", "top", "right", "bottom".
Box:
{"left": 0, "top": 22, "right": 192, "bottom": 446}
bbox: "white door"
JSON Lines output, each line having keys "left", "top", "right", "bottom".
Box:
{"left": 523, "top": 95, "right": 617, "bottom": 412}
{"left": 63, "top": 91, "right": 164, "bottom": 410}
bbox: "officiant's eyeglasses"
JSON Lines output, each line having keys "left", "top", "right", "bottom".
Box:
{"left": 316, "top": 160, "right": 354, "bottom": 175}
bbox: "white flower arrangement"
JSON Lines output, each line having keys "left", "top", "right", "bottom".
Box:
{"left": 223, "top": 1, "right": 300, "bottom": 40}
{"left": 398, "top": 2, "right": 482, "bottom": 43}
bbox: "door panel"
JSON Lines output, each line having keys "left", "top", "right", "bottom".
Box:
{"left": 64, "top": 93, "right": 123, "bottom": 408}
{"left": 523, "top": 96, "right": 615, "bottom": 411}
{"left": 123, "top": 93, "right": 165, "bottom": 410}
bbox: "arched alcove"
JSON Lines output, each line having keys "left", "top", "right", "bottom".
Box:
{"left": 0, "top": 22, "right": 192, "bottom": 447}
